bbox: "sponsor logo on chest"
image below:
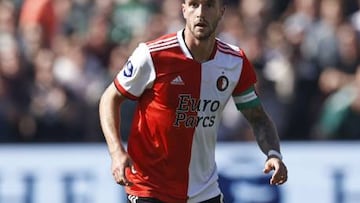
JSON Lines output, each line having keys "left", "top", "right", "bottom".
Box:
{"left": 173, "top": 94, "right": 221, "bottom": 128}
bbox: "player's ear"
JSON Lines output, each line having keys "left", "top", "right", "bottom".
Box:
{"left": 182, "top": 2, "right": 187, "bottom": 19}
{"left": 182, "top": 2, "right": 185, "bottom": 13}
{"left": 220, "top": 5, "right": 225, "bottom": 18}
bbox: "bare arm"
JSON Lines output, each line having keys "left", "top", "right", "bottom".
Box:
{"left": 99, "top": 83, "right": 132, "bottom": 186}
{"left": 241, "top": 105, "right": 280, "bottom": 155}
{"left": 99, "top": 83, "right": 126, "bottom": 154}
{"left": 241, "top": 105, "right": 288, "bottom": 185}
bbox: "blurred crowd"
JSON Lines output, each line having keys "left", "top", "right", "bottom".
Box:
{"left": 0, "top": 0, "right": 360, "bottom": 142}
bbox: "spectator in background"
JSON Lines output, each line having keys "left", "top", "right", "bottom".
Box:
{"left": 52, "top": 34, "right": 108, "bottom": 141}
{"left": 0, "top": 0, "right": 17, "bottom": 35}
{"left": 18, "top": 0, "right": 72, "bottom": 75}
{"left": 314, "top": 22, "right": 360, "bottom": 139}
{"left": 1, "top": 0, "right": 360, "bottom": 142}
{"left": 281, "top": 0, "right": 319, "bottom": 140}
{"left": 0, "top": 32, "right": 32, "bottom": 141}
{"left": 238, "top": 0, "right": 270, "bottom": 35}
{"left": 161, "top": 0, "right": 184, "bottom": 33}
{"left": 260, "top": 21, "right": 294, "bottom": 138}
{"left": 0, "top": 76, "right": 12, "bottom": 141}
{"left": 301, "top": 0, "right": 349, "bottom": 139}
{"left": 318, "top": 23, "right": 360, "bottom": 96}
{"left": 83, "top": 13, "right": 115, "bottom": 71}
{"left": 19, "top": 0, "right": 58, "bottom": 48}
{"left": 350, "top": 0, "right": 360, "bottom": 36}
{"left": 282, "top": 0, "right": 342, "bottom": 140}
{"left": 28, "top": 48, "right": 78, "bottom": 142}
{"left": 110, "top": 0, "right": 156, "bottom": 45}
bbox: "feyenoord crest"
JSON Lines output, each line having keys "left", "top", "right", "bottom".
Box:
{"left": 216, "top": 75, "right": 229, "bottom": 92}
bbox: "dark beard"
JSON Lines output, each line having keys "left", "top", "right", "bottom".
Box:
{"left": 192, "top": 19, "right": 220, "bottom": 41}
{"left": 190, "top": 25, "right": 215, "bottom": 41}
{"left": 195, "top": 31, "right": 213, "bottom": 41}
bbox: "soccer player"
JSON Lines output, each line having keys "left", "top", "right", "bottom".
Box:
{"left": 99, "top": 0, "right": 288, "bottom": 202}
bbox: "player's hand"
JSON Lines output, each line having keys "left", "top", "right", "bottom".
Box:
{"left": 263, "top": 157, "right": 288, "bottom": 185}
{"left": 111, "top": 150, "right": 134, "bottom": 186}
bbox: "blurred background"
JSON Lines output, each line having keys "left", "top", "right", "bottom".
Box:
{"left": 0, "top": 0, "right": 360, "bottom": 202}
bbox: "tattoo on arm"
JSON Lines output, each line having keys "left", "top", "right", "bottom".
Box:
{"left": 241, "top": 105, "right": 280, "bottom": 155}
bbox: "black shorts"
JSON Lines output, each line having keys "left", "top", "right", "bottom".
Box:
{"left": 127, "top": 194, "right": 223, "bottom": 203}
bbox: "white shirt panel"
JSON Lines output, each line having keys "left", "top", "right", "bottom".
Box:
{"left": 187, "top": 49, "right": 243, "bottom": 200}
{"left": 116, "top": 43, "right": 156, "bottom": 97}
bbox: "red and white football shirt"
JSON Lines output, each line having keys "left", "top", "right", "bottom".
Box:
{"left": 114, "top": 30, "right": 257, "bottom": 203}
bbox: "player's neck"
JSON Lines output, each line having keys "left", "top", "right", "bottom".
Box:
{"left": 183, "top": 29, "right": 216, "bottom": 63}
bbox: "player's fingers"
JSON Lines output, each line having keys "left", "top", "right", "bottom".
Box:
{"left": 120, "top": 166, "right": 134, "bottom": 186}
{"left": 271, "top": 174, "right": 286, "bottom": 184}
{"left": 272, "top": 174, "right": 287, "bottom": 185}
{"left": 270, "top": 166, "right": 288, "bottom": 185}
{"left": 279, "top": 175, "right": 288, "bottom": 184}
{"left": 112, "top": 169, "right": 122, "bottom": 184}
{"left": 263, "top": 166, "right": 272, "bottom": 174}
{"left": 112, "top": 168, "right": 128, "bottom": 185}
{"left": 263, "top": 161, "right": 274, "bottom": 174}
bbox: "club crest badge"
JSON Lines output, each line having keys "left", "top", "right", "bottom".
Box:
{"left": 216, "top": 75, "right": 229, "bottom": 92}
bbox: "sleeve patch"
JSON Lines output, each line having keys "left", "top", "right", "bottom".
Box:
{"left": 233, "top": 87, "right": 261, "bottom": 110}
{"left": 235, "top": 98, "right": 261, "bottom": 110}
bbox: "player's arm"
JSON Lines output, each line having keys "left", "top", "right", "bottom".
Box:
{"left": 234, "top": 85, "right": 287, "bottom": 185}
{"left": 240, "top": 104, "right": 280, "bottom": 156}
{"left": 99, "top": 43, "right": 152, "bottom": 186}
{"left": 99, "top": 83, "right": 132, "bottom": 186}
{"left": 241, "top": 104, "right": 288, "bottom": 185}
{"left": 234, "top": 86, "right": 280, "bottom": 154}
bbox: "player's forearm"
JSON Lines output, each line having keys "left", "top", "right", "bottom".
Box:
{"left": 99, "top": 85, "right": 127, "bottom": 156}
{"left": 253, "top": 117, "right": 280, "bottom": 155}
{"left": 241, "top": 106, "right": 281, "bottom": 155}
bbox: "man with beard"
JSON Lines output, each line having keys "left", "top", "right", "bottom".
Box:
{"left": 99, "top": 0, "right": 288, "bottom": 202}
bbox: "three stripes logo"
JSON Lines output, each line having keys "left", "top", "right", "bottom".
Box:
{"left": 128, "top": 194, "right": 139, "bottom": 203}
{"left": 171, "top": 76, "right": 185, "bottom": 85}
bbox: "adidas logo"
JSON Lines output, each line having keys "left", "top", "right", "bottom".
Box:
{"left": 171, "top": 76, "right": 185, "bottom": 85}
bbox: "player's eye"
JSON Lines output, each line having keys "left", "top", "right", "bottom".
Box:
{"left": 189, "top": 2, "right": 199, "bottom": 8}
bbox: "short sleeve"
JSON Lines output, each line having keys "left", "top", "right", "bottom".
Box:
{"left": 113, "top": 43, "right": 156, "bottom": 100}
{"left": 232, "top": 50, "right": 257, "bottom": 96}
